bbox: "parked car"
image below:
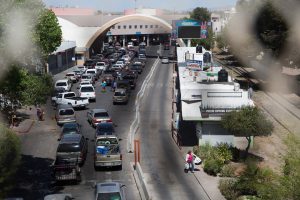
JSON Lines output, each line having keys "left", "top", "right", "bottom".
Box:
{"left": 60, "top": 122, "right": 81, "bottom": 139}
{"left": 161, "top": 56, "right": 169, "bottom": 64}
{"left": 80, "top": 74, "right": 95, "bottom": 85}
{"left": 65, "top": 72, "right": 77, "bottom": 83}
{"left": 55, "top": 79, "right": 72, "bottom": 91}
{"left": 129, "top": 64, "right": 143, "bottom": 74}
{"left": 94, "top": 135, "right": 122, "bottom": 169}
{"left": 95, "top": 182, "right": 126, "bottom": 200}
{"left": 95, "top": 62, "right": 109, "bottom": 71}
{"left": 56, "top": 134, "right": 88, "bottom": 165}
{"left": 121, "top": 72, "right": 137, "bottom": 89}
{"left": 87, "top": 109, "right": 112, "bottom": 128}
{"left": 84, "top": 59, "right": 95, "bottom": 68}
{"left": 79, "top": 85, "right": 96, "bottom": 102}
{"left": 95, "top": 122, "right": 115, "bottom": 137}
{"left": 54, "top": 92, "right": 89, "bottom": 109}
{"left": 55, "top": 104, "right": 76, "bottom": 126}
{"left": 51, "top": 87, "right": 66, "bottom": 106}
{"left": 113, "top": 88, "right": 129, "bottom": 105}
{"left": 44, "top": 194, "right": 73, "bottom": 200}
{"left": 52, "top": 156, "right": 81, "bottom": 183}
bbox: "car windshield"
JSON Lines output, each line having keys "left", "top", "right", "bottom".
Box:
{"left": 94, "top": 112, "right": 109, "bottom": 118}
{"left": 86, "top": 71, "right": 96, "bottom": 74}
{"left": 59, "top": 109, "right": 74, "bottom": 115}
{"left": 57, "top": 143, "right": 80, "bottom": 152}
{"left": 81, "top": 87, "right": 94, "bottom": 92}
{"left": 66, "top": 74, "right": 74, "bottom": 76}
{"left": 56, "top": 82, "right": 67, "bottom": 86}
{"left": 97, "top": 193, "right": 121, "bottom": 200}
{"left": 62, "top": 127, "right": 78, "bottom": 134}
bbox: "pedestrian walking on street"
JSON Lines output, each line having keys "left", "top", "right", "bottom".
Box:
{"left": 101, "top": 80, "right": 107, "bottom": 93}
{"left": 185, "top": 150, "right": 195, "bottom": 173}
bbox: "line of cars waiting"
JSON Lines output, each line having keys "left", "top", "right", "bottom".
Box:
{"left": 46, "top": 42, "right": 149, "bottom": 199}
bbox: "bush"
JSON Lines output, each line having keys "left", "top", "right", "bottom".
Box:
{"left": 0, "top": 124, "right": 21, "bottom": 198}
{"left": 220, "top": 164, "right": 236, "bottom": 177}
{"left": 216, "top": 143, "right": 233, "bottom": 163}
{"left": 219, "top": 179, "right": 239, "bottom": 200}
{"left": 204, "top": 158, "right": 223, "bottom": 176}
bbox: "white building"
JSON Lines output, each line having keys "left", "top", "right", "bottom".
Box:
{"left": 174, "top": 47, "right": 254, "bottom": 146}
{"left": 211, "top": 7, "right": 236, "bottom": 35}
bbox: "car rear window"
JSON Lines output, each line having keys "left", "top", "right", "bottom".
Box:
{"left": 81, "top": 87, "right": 94, "bottom": 92}
{"left": 82, "top": 75, "right": 91, "bottom": 79}
{"left": 59, "top": 109, "right": 74, "bottom": 115}
{"left": 57, "top": 143, "right": 80, "bottom": 152}
{"left": 96, "top": 193, "right": 121, "bottom": 200}
{"left": 115, "top": 92, "right": 125, "bottom": 96}
{"left": 56, "top": 82, "right": 67, "bottom": 86}
{"left": 94, "top": 112, "right": 109, "bottom": 118}
{"left": 86, "top": 70, "right": 96, "bottom": 74}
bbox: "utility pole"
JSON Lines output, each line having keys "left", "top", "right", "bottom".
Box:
{"left": 134, "top": 0, "right": 137, "bottom": 13}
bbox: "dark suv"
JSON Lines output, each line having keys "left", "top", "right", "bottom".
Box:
{"left": 56, "top": 134, "right": 88, "bottom": 166}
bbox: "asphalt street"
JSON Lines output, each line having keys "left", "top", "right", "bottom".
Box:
{"left": 138, "top": 53, "right": 210, "bottom": 199}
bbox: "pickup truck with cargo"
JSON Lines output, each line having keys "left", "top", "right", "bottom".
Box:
{"left": 54, "top": 92, "right": 89, "bottom": 109}
{"left": 94, "top": 135, "right": 122, "bottom": 169}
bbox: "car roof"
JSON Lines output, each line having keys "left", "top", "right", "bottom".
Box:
{"left": 115, "top": 88, "right": 126, "bottom": 93}
{"left": 91, "top": 108, "right": 107, "bottom": 113}
{"left": 96, "top": 182, "right": 122, "bottom": 193}
{"left": 57, "top": 104, "right": 73, "bottom": 109}
{"left": 56, "top": 79, "right": 68, "bottom": 83}
{"left": 60, "top": 134, "right": 82, "bottom": 143}
{"left": 62, "top": 123, "right": 78, "bottom": 128}
{"left": 44, "top": 194, "right": 72, "bottom": 200}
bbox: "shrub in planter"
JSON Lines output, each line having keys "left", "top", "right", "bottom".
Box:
{"left": 204, "top": 158, "right": 224, "bottom": 176}
{"left": 219, "top": 179, "right": 239, "bottom": 200}
{"left": 216, "top": 143, "right": 233, "bottom": 163}
{"left": 220, "top": 164, "right": 236, "bottom": 177}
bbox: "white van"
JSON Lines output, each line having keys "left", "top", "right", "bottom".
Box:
{"left": 55, "top": 79, "right": 72, "bottom": 91}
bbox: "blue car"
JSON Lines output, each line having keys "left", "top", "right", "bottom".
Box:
{"left": 95, "top": 123, "right": 115, "bottom": 137}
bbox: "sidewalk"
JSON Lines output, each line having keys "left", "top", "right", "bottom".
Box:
{"left": 181, "top": 146, "right": 226, "bottom": 200}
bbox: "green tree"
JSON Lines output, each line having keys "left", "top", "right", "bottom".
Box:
{"left": 190, "top": 7, "right": 211, "bottom": 22}
{"left": 35, "top": 9, "right": 62, "bottom": 62}
{"left": 0, "top": 124, "right": 21, "bottom": 198}
{"left": 221, "top": 107, "right": 273, "bottom": 157}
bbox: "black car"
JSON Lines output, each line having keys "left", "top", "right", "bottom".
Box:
{"left": 95, "top": 123, "right": 115, "bottom": 137}
{"left": 56, "top": 134, "right": 88, "bottom": 166}
{"left": 121, "top": 72, "right": 137, "bottom": 89}
{"left": 84, "top": 59, "right": 96, "bottom": 68}
{"left": 130, "top": 64, "right": 143, "bottom": 74}
{"left": 60, "top": 122, "right": 81, "bottom": 139}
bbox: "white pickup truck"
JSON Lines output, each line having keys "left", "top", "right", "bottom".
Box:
{"left": 53, "top": 92, "right": 89, "bottom": 109}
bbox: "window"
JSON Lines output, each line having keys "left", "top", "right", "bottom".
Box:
{"left": 111, "top": 25, "right": 115, "bottom": 29}
{"left": 155, "top": 25, "right": 158, "bottom": 28}
{"left": 145, "top": 25, "right": 148, "bottom": 28}
{"left": 150, "top": 25, "right": 153, "bottom": 28}
{"left": 123, "top": 25, "right": 126, "bottom": 29}
{"left": 134, "top": 25, "right": 137, "bottom": 29}
{"left": 129, "top": 25, "right": 132, "bottom": 29}
{"left": 118, "top": 25, "right": 121, "bottom": 29}
{"left": 140, "top": 25, "right": 143, "bottom": 29}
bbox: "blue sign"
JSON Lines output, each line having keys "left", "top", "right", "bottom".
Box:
{"left": 175, "top": 19, "right": 200, "bottom": 27}
{"left": 135, "top": 32, "right": 141, "bottom": 35}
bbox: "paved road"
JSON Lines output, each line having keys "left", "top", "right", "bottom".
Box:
{"left": 137, "top": 55, "right": 210, "bottom": 199}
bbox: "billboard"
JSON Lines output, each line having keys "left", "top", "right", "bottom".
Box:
{"left": 178, "top": 26, "right": 201, "bottom": 38}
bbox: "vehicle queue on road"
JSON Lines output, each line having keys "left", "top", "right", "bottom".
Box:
{"left": 49, "top": 43, "right": 147, "bottom": 199}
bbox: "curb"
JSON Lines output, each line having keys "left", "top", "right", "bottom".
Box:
{"left": 132, "top": 162, "right": 151, "bottom": 200}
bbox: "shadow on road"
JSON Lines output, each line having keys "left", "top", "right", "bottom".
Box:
{"left": 6, "top": 155, "right": 64, "bottom": 200}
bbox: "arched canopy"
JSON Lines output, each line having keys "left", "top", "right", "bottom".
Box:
{"left": 86, "top": 14, "right": 172, "bottom": 48}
